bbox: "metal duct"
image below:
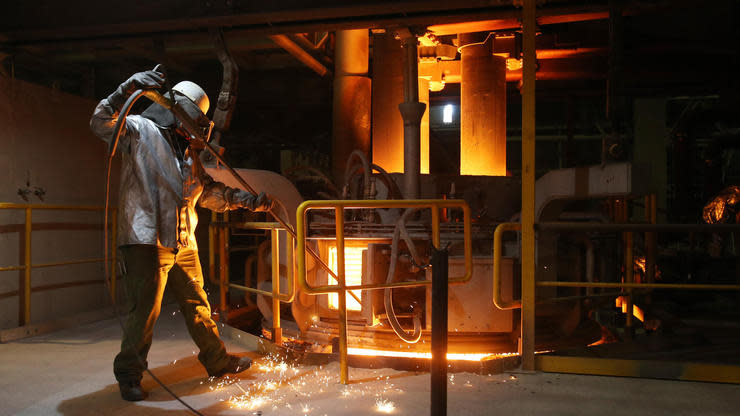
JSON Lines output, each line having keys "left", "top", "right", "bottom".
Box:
{"left": 459, "top": 33, "right": 507, "bottom": 176}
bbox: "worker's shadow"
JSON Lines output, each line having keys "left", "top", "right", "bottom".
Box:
{"left": 57, "top": 353, "right": 258, "bottom": 415}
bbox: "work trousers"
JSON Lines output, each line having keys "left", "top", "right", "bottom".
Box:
{"left": 113, "top": 244, "right": 229, "bottom": 383}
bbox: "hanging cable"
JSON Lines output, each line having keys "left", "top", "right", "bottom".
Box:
{"left": 383, "top": 208, "right": 424, "bottom": 343}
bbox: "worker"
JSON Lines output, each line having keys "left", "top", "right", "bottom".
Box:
{"left": 90, "top": 69, "right": 272, "bottom": 401}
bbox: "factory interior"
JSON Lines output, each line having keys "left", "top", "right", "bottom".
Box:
{"left": 1, "top": 0, "right": 740, "bottom": 414}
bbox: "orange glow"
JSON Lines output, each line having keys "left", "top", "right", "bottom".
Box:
{"left": 460, "top": 54, "right": 506, "bottom": 176}
{"left": 371, "top": 77, "right": 430, "bottom": 175}
{"left": 347, "top": 347, "right": 518, "bottom": 362}
{"left": 506, "top": 58, "right": 523, "bottom": 71}
{"left": 328, "top": 245, "right": 364, "bottom": 311}
{"left": 615, "top": 296, "right": 644, "bottom": 322}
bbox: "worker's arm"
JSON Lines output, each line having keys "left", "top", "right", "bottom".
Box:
{"left": 198, "top": 173, "right": 274, "bottom": 213}
{"left": 89, "top": 70, "right": 164, "bottom": 152}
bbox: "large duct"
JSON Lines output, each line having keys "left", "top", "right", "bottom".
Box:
{"left": 459, "top": 33, "right": 507, "bottom": 176}
{"left": 332, "top": 29, "right": 371, "bottom": 183}
{"left": 371, "top": 33, "right": 430, "bottom": 179}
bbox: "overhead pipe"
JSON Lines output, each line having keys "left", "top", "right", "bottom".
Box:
{"left": 268, "top": 34, "right": 332, "bottom": 78}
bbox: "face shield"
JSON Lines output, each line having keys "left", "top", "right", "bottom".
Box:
{"left": 141, "top": 81, "right": 213, "bottom": 142}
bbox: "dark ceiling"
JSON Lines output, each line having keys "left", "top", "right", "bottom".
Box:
{"left": 0, "top": 0, "right": 736, "bottom": 175}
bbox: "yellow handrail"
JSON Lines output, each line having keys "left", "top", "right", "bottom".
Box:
{"left": 296, "top": 199, "right": 472, "bottom": 295}
{"left": 0, "top": 203, "right": 116, "bottom": 326}
{"left": 295, "top": 199, "right": 471, "bottom": 384}
{"left": 492, "top": 222, "right": 522, "bottom": 310}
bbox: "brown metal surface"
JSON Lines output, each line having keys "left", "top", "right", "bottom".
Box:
{"left": 520, "top": 0, "right": 537, "bottom": 372}
{"left": 459, "top": 35, "right": 506, "bottom": 176}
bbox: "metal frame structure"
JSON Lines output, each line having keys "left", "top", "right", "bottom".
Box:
{"left": 295, "top": 199, "right": 472, "bottom": 384}
{"left": 492, "top": 220, "right": 740, "bottom": 383}
{"left": 211, "top": 220, "right": 295, "bottom": 345}
{"left": 0, "top": 203, "right": 116, "bottom": 326}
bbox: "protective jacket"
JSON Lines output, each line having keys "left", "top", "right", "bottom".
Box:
{"left": 90, "top": 98, "right": 245, "bottom": 249}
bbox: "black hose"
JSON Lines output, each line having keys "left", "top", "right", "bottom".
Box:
{"left": 383, "top": 209, "right": 423, "bottom": 344}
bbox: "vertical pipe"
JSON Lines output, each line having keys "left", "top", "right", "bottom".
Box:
{"left": 430, "top": 246, "right": 449, "bottom": 416}
{"left": 371, "top": 32, "right": 405, "bottom": 173}
{"left": 399, "top": 33, "right": 426, "bottom": 199}
{"left": 111, "top": 209, "right": 117, "bottom": 301}
{"left": 335, "top": 207, "right": 349, "bottom": 384}
{"left": 22, "top": 208, "right": 32, "bottom": 326}
{"left": 520, "top": 0, "right": 537, "bottom": 372}
{"left": 459, "top": 33, "right": 507, "bottom": 176}
{"left": 332, "top": 29, "right": 371, "bottom": 183}
{"left": 271, "top": 228, "right": 282, "bottom": 345}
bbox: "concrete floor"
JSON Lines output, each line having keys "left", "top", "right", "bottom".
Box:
{"left": 2, "top": 303, "right": 739, "bottom": 416}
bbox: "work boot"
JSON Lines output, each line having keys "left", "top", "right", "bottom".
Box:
{"left": 118, "top": 380, "right": 146, "bottom": 401}
{"left": 209, "top": 354, "right": 252, "bottom": 378}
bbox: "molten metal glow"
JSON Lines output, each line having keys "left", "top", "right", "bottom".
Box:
{"left": 328, "top": 245, "right": 364, "bottom": 311}
{"left": 347, "top": 347, "right": 516, "bottom": 362}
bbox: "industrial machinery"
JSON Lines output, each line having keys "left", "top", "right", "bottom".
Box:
{"left": 209, "top": 29, "right": 657, "bottom": 363}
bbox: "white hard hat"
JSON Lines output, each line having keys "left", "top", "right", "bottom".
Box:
{"left": 172, "top": 80, "right": 210, "bottom": 114}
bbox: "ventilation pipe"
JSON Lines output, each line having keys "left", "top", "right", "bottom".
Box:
{"left": 397, "top": 30, "right": 426, "bottom": 199}
{"left": 332, "top": 29, "right": 371, "bottom": 183}
{"left": 459, "top": 32, "right": 507, "bottom": 176}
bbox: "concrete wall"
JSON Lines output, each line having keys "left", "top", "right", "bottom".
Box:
{"left": 0, "top": 76, "right": 113, "bottom": 329}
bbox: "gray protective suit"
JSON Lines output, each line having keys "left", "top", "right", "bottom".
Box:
{"left": 90, "top": 98, "right": 252, "bottom": 249}
{"left": 90, "top": 74, "right": 267, "bottom": 384}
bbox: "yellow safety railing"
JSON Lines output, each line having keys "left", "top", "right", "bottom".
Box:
{"left": 492, "top": 222, "right": 521, "bottom": 310}
{"left": 212, "top": 221, "right": 295, "bottom": 345}
{"left": 492, "top": 217, "right": 740, "bottom": 383}
{"left": 296, "top": 199, "right": 472, "bottom": 384}
{"left": 0, "top": 203, "right": 116, "bottom": 327}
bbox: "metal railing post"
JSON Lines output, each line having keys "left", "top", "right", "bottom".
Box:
{"left": 646, "top": 194, "right": 657, "bottom": 283}
{"left": 431, "top": 246, "right": 449, "bottom": 416}
{"left": 520, "top": 0, "right": 537, "bottom": 371}
{"left": 493, "top": 222, "right": 522, "bottom": 310}
{"left": 334, "top": 206, "right": 349, "bottom": 384}
{"left": 624, "top": 229, "right": 634, "bottom": 338}
{"left": 22, "top": 207, "right": 32, "bottom": 326}
{"left": 271, "top": 228, "right": 282, "bottom": 345}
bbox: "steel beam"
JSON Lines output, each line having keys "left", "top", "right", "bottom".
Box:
{"left": 520, "top": 0, "right": 537, "bottom": 372}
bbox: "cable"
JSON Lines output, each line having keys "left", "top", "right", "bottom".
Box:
{"left": 104, "top": 88, "right": 206, "bottom": 416}
{"left": 383, "top": 208, "right": 423, "bottom": 344}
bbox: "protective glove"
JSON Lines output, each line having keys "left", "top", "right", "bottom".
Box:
{"left": 107, "top": 70, "right": 165, "bottom": 111}
{"left": 235, "top": 191, "right": 274, "bottom": 212}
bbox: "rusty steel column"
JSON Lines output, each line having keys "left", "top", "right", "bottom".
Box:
{"left": 520, "top": 0, "right": 537, "bottom": 372}
{"left": 371, "top": 33, "right": 404, "bottom": 173}
{"left": 459, "top": 32, "right": 507, "bottom": 176}
{"left": 398, "top": 32, "right": 426, "bottom": 199}
{"left": 332, "top": 29, "right": 371, "bottom": 183}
